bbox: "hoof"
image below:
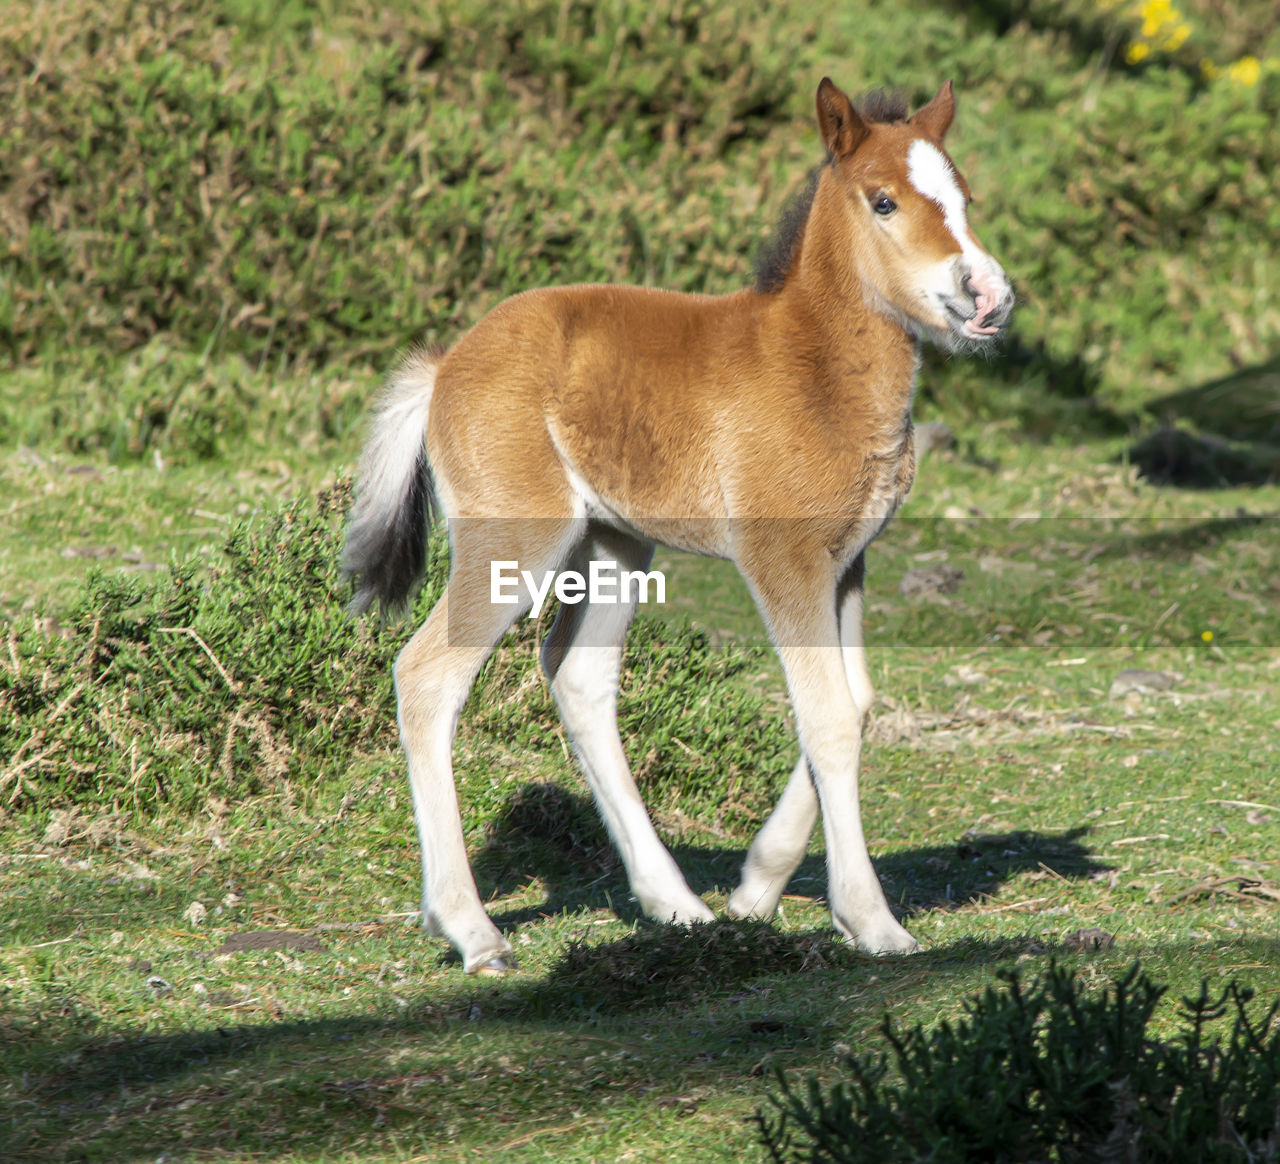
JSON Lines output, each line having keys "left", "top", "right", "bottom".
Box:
{"left": 858, "top": 929, "right": 921, "bottom": 956}
{"left": 725, "top": 886, "right": 779, "bottom": 922}
{"left": 643, "top": 896, "right": 716, "bottom": 926}
{"left": 839, "top": 914, "right": 921, "bottom": 956}
{"left": 467, "top": 954, "right": 517, "bottom": 977}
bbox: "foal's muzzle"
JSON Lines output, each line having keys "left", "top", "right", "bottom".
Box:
{"left": 953, "top": 264, "right": 1013, "bottom": 340}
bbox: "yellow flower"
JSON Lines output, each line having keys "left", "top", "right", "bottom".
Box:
{"left": 1227, "top": 55, "right": 1262, "bottom": 86}
{"left": 1200, "top": 57, "right": 1220, "bottom": 80}
{"left": 1126, "top": 41, "right": 1151, "bottom": 64}
{"left": 1163, "top": 23, "right": 1190, "bottom": 52}
{"left": 1139, "top": 0, "right": 1177, "bottom": 37}
{"left": 1201, "top": 630, "right": 1214, "bottom": 643}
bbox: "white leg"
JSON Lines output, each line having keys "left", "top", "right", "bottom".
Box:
{"left": 542, "top": 530, "right": 713, "bottom": 926}
{"left": 727, "top": 755, "right": 819, "bottom": 920}
{"left": 728, "top": 556, "right": 881, "bottom": 923}
{"left": 837, "top": 554, "right": 875, "bottom": 721}
{"left": 740, "top": 547, "right": 917, "bottom": 954}
{"left": 831, "top": 554, "right": 915, "bottom": 950}
{"left": 397, "top": 519, "right": 581, "bottom": 973}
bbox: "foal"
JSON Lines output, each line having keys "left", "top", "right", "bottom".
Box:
{"left": 344, "top": 78, "right": 1013, "bottom": 974}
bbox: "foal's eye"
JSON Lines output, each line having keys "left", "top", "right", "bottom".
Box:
{"left": 872, "top": 195, "right": 898, "bottom": 217}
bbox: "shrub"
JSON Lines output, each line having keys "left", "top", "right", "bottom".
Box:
{"left": 756, "top": 960, "right": 1280, "bottom": 1163}
{"left": 466, "top": 612, "right": 795, "bottom": 827}
{"left": 0, "top": 0, "right": 807, "bottom": 367}
{"left": 5, "top": 0, "right": 1279, "bottom": 443}
{"left": 0, "top": 481, "right": 405, "bottom": 812}
{"left": 0, "top": 480, "right": 793, "bottom": 824}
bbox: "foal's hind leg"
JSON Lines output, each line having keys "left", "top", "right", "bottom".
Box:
{"left": 396, "top": 517, "right": 582, "bottom": 973}
{"left": 541, "top": 529, "right": 714, "bottom": 926}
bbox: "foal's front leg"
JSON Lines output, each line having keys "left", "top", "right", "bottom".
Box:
{"left": 728, "top": 559, "right": 877, "bottom": 923}
{"left": 738, "top": 550, "right": 917, "bottom": 954}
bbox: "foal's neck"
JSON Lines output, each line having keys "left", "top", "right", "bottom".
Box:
{"left": 775, "top": 257, "right": 919, "bottom": 431}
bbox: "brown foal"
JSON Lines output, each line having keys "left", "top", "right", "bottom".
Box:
{"left": 343, "top": 77, "right": 1014, "bottom": 973}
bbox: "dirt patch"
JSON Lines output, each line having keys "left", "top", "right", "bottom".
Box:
{"left": 215, "top": 930, "right": 329, "bottom": 954}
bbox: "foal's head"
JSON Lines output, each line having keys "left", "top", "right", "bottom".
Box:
{"left": 814, "top": 77, "right": 1014, "bottom": 351}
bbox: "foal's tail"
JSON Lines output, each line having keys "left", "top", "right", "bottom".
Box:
{"left": 342, "top": 346, "right": 443, "bottom": 615}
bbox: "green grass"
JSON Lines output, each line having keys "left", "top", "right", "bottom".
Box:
{"left": 2, "top": 0, "right": 1279, "bottom": 1159}
{"left": 2, "top": 441, "right": 1277, "bottom": 1160}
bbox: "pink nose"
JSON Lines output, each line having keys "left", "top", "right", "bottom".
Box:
{"left": 962, "top": 267, "right": 1008, "bottom": 336}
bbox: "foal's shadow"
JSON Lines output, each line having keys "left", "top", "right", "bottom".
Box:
{"left": 472, "top": 782, "right": 636, "bottom": 926}
{"left": 473, "top": 781, "right": 1108, "bottom": 930}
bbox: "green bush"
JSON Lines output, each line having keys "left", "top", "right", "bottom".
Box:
{"left": 0, "top": 345, "right": 374, "bottom": 463}
{"left": 0, "top": 479, "right": 793, "bottom": 823}
{"left": 0, "top": 481, "right": 403, "bottom": 811}
{"left": 756, "top": 961, "right": 1280, "bottom": 1163}
{"left": 4, "top": 0, "right": 1278, "bottom": 442}
{"left": 466, "top": 614, "right": 794, "bottom": 827}
{"left": 0, "top": 0, "right": 806, "bottom": 367}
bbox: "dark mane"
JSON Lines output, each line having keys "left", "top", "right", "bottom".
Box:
{"left": 753, "top": 88, "right": 910, "bottom": 294}
{"left": 854, "top": 88, "right": 910, "bottom": 125}
{"left": 753, "top": 167, "right": 821, "bottom": 294}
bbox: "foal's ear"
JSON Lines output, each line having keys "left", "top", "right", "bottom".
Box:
{"left": 910, "top": 80, "right": 956, "bottom": 142}
{"left": 816, "top": 77, "right": 870, "bottom": 159}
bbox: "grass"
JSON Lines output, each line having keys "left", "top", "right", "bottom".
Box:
{"left": 2, "top": 0, "right": 1279, "bottom": 1159}
{"left": 2, "top": 437, "right": 1277, "bottom": 1160}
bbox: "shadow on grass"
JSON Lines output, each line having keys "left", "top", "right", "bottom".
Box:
{"left": 473, "top": 782, "right": 1108, "bottom": 930}
{"left": 15, "top": 932, "right": 1278, "bottom": 1164}
{"left": 0, "top": 790, "right": 1107, "bottom": 1159}
{"left": 1089, "top": 510, "right": 1278, "bottom": 560}
{"left": 7, "top": 934, "right": 1101, "bottom": 1118}
{"left": 920, "top": 332, "right": 1131, "bottom": 447}
{"left": 1129, "top": 428, "right": 1280, "bottom": 488}
{"left": 1129, "top": 355, "right": 1280, "bottom": 488}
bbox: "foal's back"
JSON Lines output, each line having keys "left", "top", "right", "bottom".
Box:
{"left": 428, "top": 279, "right": 917, "bottom": 538}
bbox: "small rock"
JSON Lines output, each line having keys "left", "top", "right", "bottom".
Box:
{"left": 183, "top": 902, "right": 208, "bottom": 926}
{"left": 943, "top": 665, "right": 987, "bottom": 688}
{"left": 1063, "top": 928, "right": 1115, "bottom": 952}
{"left": 900, "top": 563, "right": 965, "bottom": 598}
{"left": 59, "top": 544, "right": 118, "bottom": 560}
{"left": 216, "top": 930, "right": 328, "bottom": 954}
{"left": 1108, "top": 669, "right": 1181, "bottom": 699}
{"left": 41, "top": 810, "right": 76, "bottom": 847}
{"left": 915, "top": 420, "right": 955, "bottom": 455}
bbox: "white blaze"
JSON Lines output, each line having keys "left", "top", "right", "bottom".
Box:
{"left": 906, "top": 138, "right": 1009, "bottom": 337}
{"left": 906, "top": 138, "right": 979, "bottom": 260}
